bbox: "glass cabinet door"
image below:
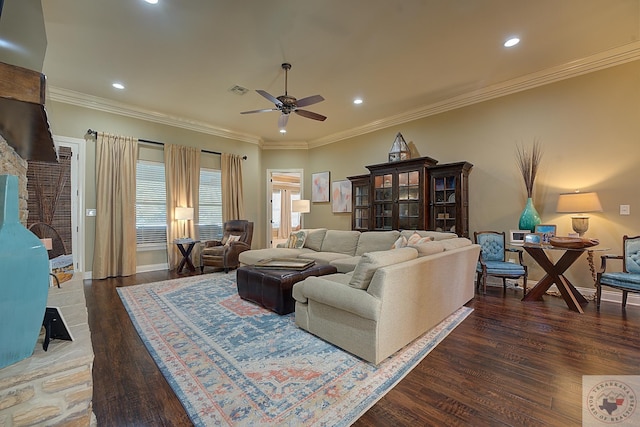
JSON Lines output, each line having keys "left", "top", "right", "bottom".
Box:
{"left": 432, "top": 175, "right": 457, "bottom": 233}
{"left": 398, "top": 170, "right": 421, "bottom": 229}
{"left": 353, "top": 181, "right": 369, "bottom": 230}
{"left": 373, "top": 173, "right": 393, "bottom": 230}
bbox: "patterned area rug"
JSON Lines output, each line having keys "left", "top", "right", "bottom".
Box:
{"left": 118, "top": 272, "right": 472, "bottom": 426}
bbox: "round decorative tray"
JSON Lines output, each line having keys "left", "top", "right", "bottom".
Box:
{"left": 550, "top": 237, "right": 598, "bottom": 248}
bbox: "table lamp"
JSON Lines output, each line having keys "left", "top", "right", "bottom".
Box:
{"left": 175, "top": 207, "right": 194, "bottom": 239}
{"left": 291, "top": 199, "right": 311, "bottom": 214}
{"left": 556, "top": 191, "right": 602, "bottom": 236}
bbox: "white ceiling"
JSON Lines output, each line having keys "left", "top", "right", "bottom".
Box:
{"left": 41, "top": 0, "right": 640, "bottom": 147}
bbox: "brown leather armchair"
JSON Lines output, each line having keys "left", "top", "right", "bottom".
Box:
{"left": 200, "top": 220, "right": 253, "bottom": 273}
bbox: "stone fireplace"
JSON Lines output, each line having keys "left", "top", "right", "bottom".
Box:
{"left": 0, "top": 1, "right": 95, "bottom": 423}
{"left": 0, "top": 93, "right": 95, "bottom": 427}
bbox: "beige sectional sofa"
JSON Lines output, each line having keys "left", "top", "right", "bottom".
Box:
{"left": 238, "top": 228, "right": 458, "bottom": 271}
{"left": 238, "top": 228, "right": 480, "bottom": 365}
{"left": 293, "top": 238, "right": 480, "bottom": 364}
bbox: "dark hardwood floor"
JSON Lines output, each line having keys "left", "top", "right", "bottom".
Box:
{"left": 85, "top": 270, "right": 640, "bottom": 426}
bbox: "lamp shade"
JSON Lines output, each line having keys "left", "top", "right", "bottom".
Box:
{"left": 175, "top": 207, "right": 194, "bottom": 220}
{"left": 292, "top": 199, "right": 311, "bottom": 213}
{"left": 556, "top": 192, "right": 603, "bottom": 213}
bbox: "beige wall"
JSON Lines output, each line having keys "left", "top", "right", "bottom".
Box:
{"left": 47, "top": 59, "right": 640, "bottom": 286}
{"left": 296, "top": 60, "right": 640, "bottom": 286}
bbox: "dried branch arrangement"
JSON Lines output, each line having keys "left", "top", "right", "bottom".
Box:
{"left": 515, "top": 140, "right": 543, "bottom": 198}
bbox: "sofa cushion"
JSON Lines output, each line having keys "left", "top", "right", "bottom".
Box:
{"left": 303, "top": 228, "right": 327, "bottom": 251}
{"left": 400, "top": 230, "right": 457, "bottom": 241}
{"left": 441, "top": 237, "right": 473, "bottom": 251}
{"left": 320, "top": 230, "right": 361, "bottom": 255}
{"left": 356, "top": 230, "right": 401, "bottom": 255}
{"left": 330, "top": 256, "right": 361, "bottom": 273}
{"left": 409, "top": 240, "right": 445, "bottom": 257}
{"left": 286, "top": 230, "right": 306, "bottom": 249}
{"left": 238, "top": 247, "right": 313, "bottom": 266}
{"left": 298, "top": 251, "right": 352, "bottom": 265}
{"left": 349, "top": 247, "right": 418, "bottom": 290}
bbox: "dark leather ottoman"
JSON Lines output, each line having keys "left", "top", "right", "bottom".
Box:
{"left": 236, "top": 264, "right": 337, "bottom": 315}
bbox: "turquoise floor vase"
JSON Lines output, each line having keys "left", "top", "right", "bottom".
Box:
{"left": 0, "top": 174, "right": 50, "bottom": 369}
{"left": 518, "top": 197, "right": 542, "bottom": 232}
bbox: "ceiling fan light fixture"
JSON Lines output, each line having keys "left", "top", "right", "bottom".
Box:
{"left": 279, "top": 128, "right": 287, "bottom": 134}
{"left": 240, "top": 62, "right": 326, "bottom": 131}
{"left": 504, "top": 37, "right": 520, "bottom": 47}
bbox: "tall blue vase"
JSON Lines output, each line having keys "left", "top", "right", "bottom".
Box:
{"left": 518, "top": 197, "right": 542, "bottom": 232}
{"left": 0, "top": 174, "right": 50, "bottom": 368}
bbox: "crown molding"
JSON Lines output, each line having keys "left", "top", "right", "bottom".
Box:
{"left": 47, "top": 87, "right": 264, "bottom": 146}
{"left": 261, "top": 140, "right": 309, "bottom": 150}
{"left": 308, "top": 41, "right": 640, "bottom": 148}
{"left": 48, "top": 41, "right": 640, "bottom": 151}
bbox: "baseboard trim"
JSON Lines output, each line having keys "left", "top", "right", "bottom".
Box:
{"left": 483, "top": 279, "right": 639, "bottom": 308}
{"left": 83, "top": 263, "right": 170, "bottom": 280}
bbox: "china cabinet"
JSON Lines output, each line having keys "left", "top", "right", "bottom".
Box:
{"left": 349, "top": 157, "right": 472, "bottom": 237}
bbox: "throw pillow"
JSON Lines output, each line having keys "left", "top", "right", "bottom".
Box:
{"left": 409, "top": 241, "right": 445, "bottom": 257}
{"left": 407, "top": 232, "right": 423, "bottom": 245}
{"left": 225, "top": 234, "right": 241, "bottom": 246}
{"left": 349, "top": 247, "right": 418, "bottom": 290}
{"left": 417, "top": 236, "right": 434, "bottom": 244}
{"left": 286, "top": 230, "right": 307, "bottom": 249}
{"left": 391, "top": 236, "right": 407, "bottom": 249}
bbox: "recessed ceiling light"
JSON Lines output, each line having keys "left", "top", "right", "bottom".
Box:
{"left": 353, "top": 98, "right": 363, "bottom": 105}
{"left": 504, "top": 37, "right": 520, "bottom": 48}
{"left": 279, "top": 129, "right": 287, "bottom": 134}
{"left": 112, "top": 82, "right": 125, "bottom": 90}
{"left": 144, "top": 0, "right": 159, "bottom": 4}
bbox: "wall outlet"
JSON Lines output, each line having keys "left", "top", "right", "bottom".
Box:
{"left": 620, "top": 205, "right": 630, "bottom": 215}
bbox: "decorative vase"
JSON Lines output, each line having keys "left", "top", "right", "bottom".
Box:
{"left": 0, "top": 174, "right": 50, "bottom": 369}
{"left": 518, "top": 197, "right": 541, "bottom": 232}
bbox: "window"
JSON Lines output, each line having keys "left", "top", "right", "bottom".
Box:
{"left": 135, "top": 160, "right": 223, "bottom": 246}
{"left": 199, "top": 168, "right": 223, "bottom": 241}
{"left": 136, "top": 161, "right": 167, "bottom": 245}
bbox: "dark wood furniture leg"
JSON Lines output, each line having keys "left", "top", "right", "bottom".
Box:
{"left": 522, "top": 247, "right": 589, "bottom": 313}
{"left": 176, "top": 242, "right": 196, "bottom": 273}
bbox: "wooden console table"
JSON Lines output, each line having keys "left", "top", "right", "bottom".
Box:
{"left": 521, "top": 244, "right": 600, "bottom": 314}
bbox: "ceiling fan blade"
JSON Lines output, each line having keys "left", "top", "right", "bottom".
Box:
{"left": 240, "top": 108, "right": 278, "bottom": 114}
{"left": 295, "top": 94, "right": 324, "bottom": 108}
{"left": 256, "top": 89, "right": 283, "bottom": 106}
{"left": 295, "top": 109, "right": 327, "bottom": 121}
{"left": 278, "top": 113, "right": 289, "bottom": 129}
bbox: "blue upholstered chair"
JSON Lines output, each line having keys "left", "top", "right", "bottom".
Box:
{"left": 474, "top": 231, "right": 528, "bottom": 295}
{"left": 596, "top": 235, "right": 640, "bottom": 310}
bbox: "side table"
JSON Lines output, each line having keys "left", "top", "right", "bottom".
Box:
{"left": 174, "top": 239, "right": 199, "bottom": 273}
{"left": 522, "top": 244, "right": 605, "bottom": 313}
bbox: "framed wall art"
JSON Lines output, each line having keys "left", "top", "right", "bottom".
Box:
{"left": 331, "top": 180, "right": 352, "bottom": 213}
{"left": 311, "top": 171, "right": 330, "bottom": 203}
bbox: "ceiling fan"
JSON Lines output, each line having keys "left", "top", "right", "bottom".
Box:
{"left": 241, "top": 63, "right": 326, "bottom": 130}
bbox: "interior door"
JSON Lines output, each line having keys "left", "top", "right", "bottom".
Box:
{"left": 267, "top": 169, "right": 303, "bottom": 248}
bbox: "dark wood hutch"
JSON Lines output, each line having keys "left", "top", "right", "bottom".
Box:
{"left": 348, "top": 157, "right": 472, "bottom": 237}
